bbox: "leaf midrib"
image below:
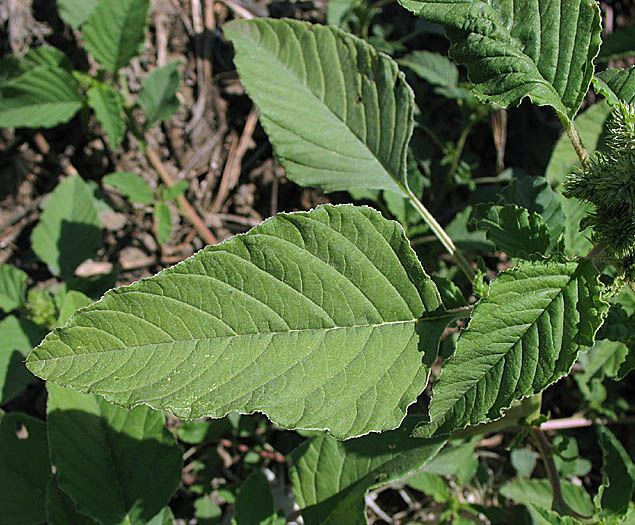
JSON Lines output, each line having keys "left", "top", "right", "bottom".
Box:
{"left": 30, "top": 319, "right": 419, "bottom": 364}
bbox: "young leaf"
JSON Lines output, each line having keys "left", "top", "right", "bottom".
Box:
{"left": 397, "top": 50, "right": 459, "bottom": 88}
{"left": 28, "top": 205, "right": 444, "bottom": 440}
{"left": 327, "top": 0, "right": 357, "bottom": 27}
{"left": 467, "top": 203, "right": 552, "bottom": 259}
{"left": 56, "top": 0, "right": 98, "bottom": 29}
{"left": 162, "top": 180, "right": 189, "bottom": 201}
{"left": 47, "top": 384, "right": 183, "bottom": 525}
{"left": 225, "top": 19, "right": 413, "bottom": 195}
{"left": 500, "top": 172, "right": 566, "bottom": 251}
{"left": 290, "top": 417, "right": 446, "bottom": 525}
{"left": 103, "top": 171, "right": 154, "bottom": 205}
{"left": 138, "top": 61, "right": 182, "bottom": 128}
{"left": 405, "top": 472, "right": 449, "bottom": 502}
{"left": 397, "top": 0, "right": 602, "bottom": 121}
{"left": 414, "top": 260, "right": 607, "bottom": 438}
{"left": 154, "top": 201, "right": 173, "bottom": 245}
{"left": 593, "top": 66, "right": 635, "bottom": 106}
{"left": 0, "top": 316, "right": 46, "bottom": 404}
{"left": 0, "top": 264, "right": 28, "bottom": 312}
{"left": 0, "top": 46, "right": 73, "bottom": 84}
{"left": 82, "top": 0, "right": 150, "bottom": 73}
{"left": 86, "top": 83, "right": 125, "bottom": 148}
{"left": 57, "top": 290, "right": 93, "bottom": 326}
{"left": 596, "top": 426, "right": 635, "bottom": 518}
{"left": 31, "top": 175, "right": 103, "bottom": 278}
{"left": 0, "top": 412, "right": 52, "bottom": 524}
{"left": 0, "top": 66, "right": 84, "bottom": 128}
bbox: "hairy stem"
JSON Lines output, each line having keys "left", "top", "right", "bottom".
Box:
{"left": 560, "top": 114, "right": 592, "bottom": 170}
{"left": 405, "top": 187, "right": 475, "bottom": 283}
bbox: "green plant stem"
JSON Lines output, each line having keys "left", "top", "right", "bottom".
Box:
{"left": 405, "top": 187, "right": 475, "bottom": 283}
{"left": 530, "top": 427, "right": 591, "bottom": 520}
{"left": 559, "top": 114, "right": 592, "bottom": 170}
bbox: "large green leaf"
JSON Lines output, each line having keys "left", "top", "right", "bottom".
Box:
{"left": 86, "top": 83, "right": 126, "bottom": 148}
{"left": 138, "top": 61, "right": 182, "bottom": 128}
{"left": 290, "top": 417, "right": 446, "bottom": 525}
{"left": 0, "top": 316, "right": 46, "bottom": 404}
{"left": 0, "top": 66, "right": 84, "bottom": 128}
{"left": 0, "top": 413, "right": 51, "bottom": 524}
{"left": 28, "top": 205, "right": 444, "bottom": 439}
{"left": 414, "top": 260, "right": 607, "bottom": 438}
{"left": 31, "top": 175, "right": 103, "bottom": 278}
{"left": 0, "top": 264, "right": 28, "bottom": 312}
{"left": 397, "top": 0, "right": 602, "bottom": 121}
{"left": 593, "top": 66, "right": 635, "bottom": 106}
{"left": 235, "top": 470, "right": 284, "bottom": 525}
{"left": 56, "top": 0, "right": 98, "bottom": 28}
{"left": 82, "top": 0, "right": 150, "bottom": 73}
{"left": 467, "top": 203, "right": 551, "bottom": 259}
{"left": 46, "top": 476, "right": 98, "bottom": 525}
{"left": 225, "top": 19, "right": 413, "bottom": 195}
{"left": 47, "top": 384, "right": 183, "bottom": 525}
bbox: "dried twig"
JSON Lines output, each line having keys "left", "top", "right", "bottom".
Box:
{"left": 211, "top": 106, "right": 258, "bottom": 212}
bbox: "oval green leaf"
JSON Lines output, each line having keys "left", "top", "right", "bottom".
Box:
{"left": 28, "top": 205, "right": 443, "bottom": 439}
{"left": 225, "top": 19, "right": 413, "bottom": 195}
{"left": 415, "top": 260, "right": 607, "bottom": 438}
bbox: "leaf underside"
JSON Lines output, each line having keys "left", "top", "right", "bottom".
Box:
{"left": 415, "top": 260, "right": 607, "bottom": 438}
{"left": 224, "top": 19, "right": 413, "bottom": 194}
{"left": 397, "top": 0, "right": 602, "bottom": 121}
{"left": 28, "top": 205, "right": 444, "bottom": 440}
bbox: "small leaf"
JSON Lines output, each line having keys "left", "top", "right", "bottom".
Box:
{"left": 0, "top": 412, "right": 52, "bottom": 524}
{"left": 235, "top": 470, "right": 278, "bottom": 525}
{"left": 28, "top": 205, "right": 444, "bottom": 440}
{"left": 0, "top": 264, "right": 28, "bottom": 312}
{"left": 596, "top": 426, "right": 635, "bottom": 518}
{"left": 146, "top": 507, "right": 176, "bottom": 525}
{"left": 415, "top": 260, "right": 608, "bottom": 438}
{"left": 405, "top": 472, "right": 449, "bottom": 502}
{"left": 225, "top": 19, "right": 414, "bottom": 195}
{"left": 103, "top": 171, "right": 154, "bottom": 205}
{"left": 0, "top": 66, "right": 84, "bottom": 128}
{"left": 47, "top": 384, "right": 183, "bottom": 525}
{"left": 598, "top": 27, "right": 635, "bottom": 62}
{"left": 510, "top": 448, "right": 537, "bottom": 478}
{"left": 593, "top": 66, "right": 635, "bottom": 106}
{"left": 154, "top": 201, "right": 173, "bottom": 244}
{"left": 0, "top": 47, "right": 72, "bottom": 85}
{"left": 468, "top": 203, "right": 551, "bottom": 259}
{"left": 327, "top": 0, "right": 356, "bottom": 27}
{"left": 162, "top": 180, "right": 188, "bottom": 201}
{"left": 398, "top": 0, "right": 601, "bottom": 121}
{"left": 500, "top": 172, "right": 566, "bottom": 251}
{"left": 397, "top": 50, "right": 459, "bottom": 88}
{"left": 290, "top": 417, "right": 446, "bottom": 525}
{"left": 56, "top": 0, "right": 98, "bottom": 29}
{"left": 31, "top": 175, "right": 103, "bottom": 278}
{"left": 86, "top": 83, "right": 126, "bottom": 148}
{"left": 0, "top": 316, "right": 46, "bottom": 404}
{"left": 138, "top": 61, "right": 181, "bottom": 128}
{"left": 501, "top": 479, "right": 594, "bottom": 517}
{"left": 82, "top": 0, "right": 150, "bottom": 72}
